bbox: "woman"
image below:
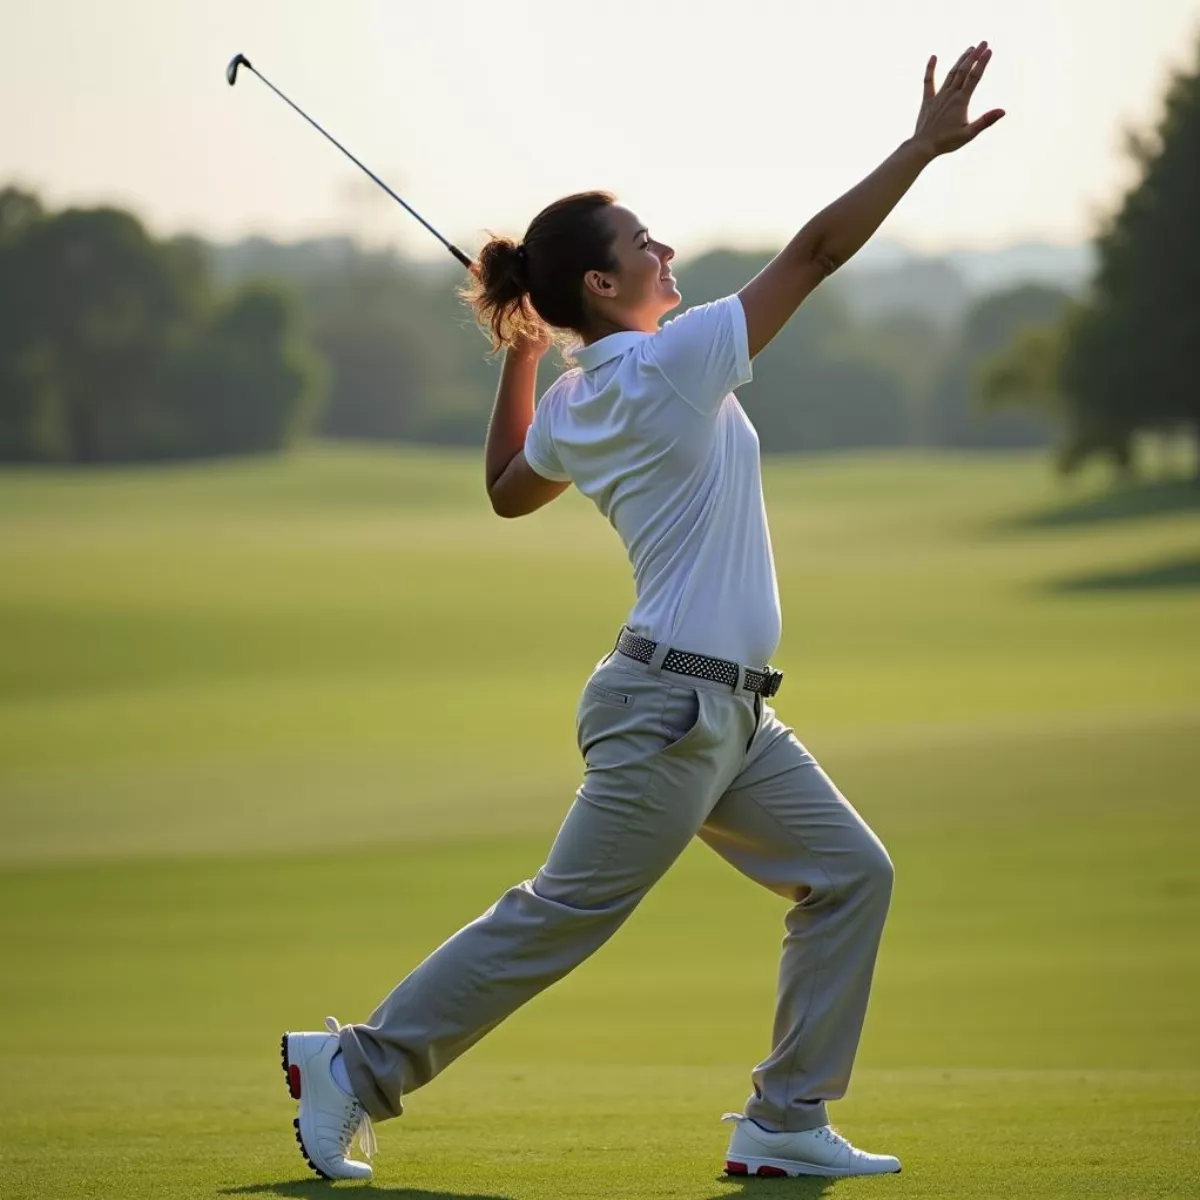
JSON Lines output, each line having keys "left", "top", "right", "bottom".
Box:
{"left": 281, "top": 41, "right": 1002, "bottom": 1182}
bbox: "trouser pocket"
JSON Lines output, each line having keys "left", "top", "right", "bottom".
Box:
{"left": 658, "top": 686, "right": 703, "bottom": 755}
{"left": 576, "top": 667, "right": 710, "bottom": 765}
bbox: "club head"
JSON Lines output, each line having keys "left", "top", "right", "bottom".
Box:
{"left": 226, "top": 54, "right": 252, "bottom": 86}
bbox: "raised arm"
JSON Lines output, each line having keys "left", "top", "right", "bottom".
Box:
{"left": 739, "top": 41, "right": 1004, "bottom": 358}
{"left": 485, "top": 329, "right": 570, "bottom": 518}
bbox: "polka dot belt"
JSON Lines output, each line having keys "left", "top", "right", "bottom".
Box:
{"left": 616, "top": 628, "right": 784, "bottom": 698}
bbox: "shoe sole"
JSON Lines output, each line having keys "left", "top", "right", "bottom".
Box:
{"left": 726, "top": 1156, "right": 902, "bottom": 1178}
{"left": 280, "top": 1032, "right": 332, "bottom": 1181}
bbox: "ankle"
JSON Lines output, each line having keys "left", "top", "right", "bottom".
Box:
{"left": 330, "top": 1050, "right": 356, "bottom": 1099}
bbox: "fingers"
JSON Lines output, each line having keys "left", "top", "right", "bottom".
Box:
{"left": 941, "top": 43, "right": 976, "bottom": 93}
{"left": 946, "top": 40, "right": 991, "bottom": 93}
{"left": 963, "top": 45, "right": 994, "bottom": 97}
{"left": 965, "top": 107, "right": 1006, "bottom": 141}
{"left": 923, "top": 54, "right": 936, "bottom": 101}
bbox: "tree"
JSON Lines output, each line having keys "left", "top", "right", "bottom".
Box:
{"left": 210, "top": 239, "right": 475, "bottom": 444}
{"left": 0, "top": 192, "right": 325, "bottom": 463}
{"left": 1, "top": 207, "right": 179, "bottom": 460}
{"left": 928, "top": 284, "right": 1069, "bottom": 449}
{"left": 0, "top": 204, "right": 208, "bottom": 462}
{"left": 160, "top": 283, "right": 326, "bottom": 458}
{"left": 979, "top": 320, "right": 1066, "bottom": 420}
{"left": 1059, "top": 36, "right": 1200, "bottom": 475}
{"left": 0, "top": 187, "right": 42, "bottom": 245}
{"left": 0, "top": 188, "right": 53, "bottom": 459}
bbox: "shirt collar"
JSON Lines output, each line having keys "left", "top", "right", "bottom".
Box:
{"left": 572, "top": 330, "right": 650, "bottom": 371}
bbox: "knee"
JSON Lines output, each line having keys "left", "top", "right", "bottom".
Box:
{"left": 854, "top": 838, "right": 894, "bottom": 905}
{"left": 784, "top": 839, "right": 893, "bottom": 911}
{"left": 844, "top": 835, "right": 892, "bottom": 907}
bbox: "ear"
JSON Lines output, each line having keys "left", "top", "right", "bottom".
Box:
{"left": 583, "top": 269, "right": 617, "bottom": 299}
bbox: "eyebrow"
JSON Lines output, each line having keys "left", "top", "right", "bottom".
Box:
{"left": 632, "top": 227, "right": 648, "bottom": 242}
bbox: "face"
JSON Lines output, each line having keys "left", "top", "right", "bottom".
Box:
{"left": 582, "top": 204, "right": 680, "bottom": 335}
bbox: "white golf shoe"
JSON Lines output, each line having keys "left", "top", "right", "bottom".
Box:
{"left": 281, "top": 1017, "right": 376, "bottom": 1181}
{"left": 722, "top": 1112, "right": 901, "bottom": 1178}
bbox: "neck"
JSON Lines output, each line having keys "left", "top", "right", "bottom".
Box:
{"left": 579, "top": 312, "right": 657, "bottom": 346}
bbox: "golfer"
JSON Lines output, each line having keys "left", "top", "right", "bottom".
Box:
{"left": 281, "top": 42, "right": 1002, "bottom": 1182}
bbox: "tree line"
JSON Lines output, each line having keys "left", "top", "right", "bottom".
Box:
{"left": 1, "top": 33, "right": 1196, "bottom": 473}
{"left": 0, "top": 191, "right": 1070, "bottom": 466}
{"left": 0, "top": 189, "right": 324, "bottom": 464}
{"left": 983, "top": 35, "right": 1200, "bottom": 478}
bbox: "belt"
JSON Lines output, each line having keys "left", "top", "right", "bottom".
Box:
{"left": 615, "top": 628, "right": 783, "bottom": 698}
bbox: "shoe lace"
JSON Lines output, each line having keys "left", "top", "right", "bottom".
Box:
{"left": 324, "top": 1016, "right": 377, "bottom": 1161}
{"left": 721, "top": 1114, "right": 859, "bottom": 1159}
{"left": 818, "top": 1126, "right": 869, "bottom": 1160}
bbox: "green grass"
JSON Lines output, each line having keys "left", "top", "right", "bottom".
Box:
{"left": 1, "top": 446, "right": 1198, "bottom": 1198}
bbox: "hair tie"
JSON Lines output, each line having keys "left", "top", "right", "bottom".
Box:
{"left": 515, "top": 244, "right": 528, "bottom": 261}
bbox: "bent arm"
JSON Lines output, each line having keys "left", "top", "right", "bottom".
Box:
{"left": 738, "top": 137, "right": 933, "bottom": 358}
{"left": 485, "top": 345, "right": 569, "bottom": 518}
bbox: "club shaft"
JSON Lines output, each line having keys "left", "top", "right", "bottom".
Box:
{"left": 245, "top": 64, "right": 473, "bottom": 269}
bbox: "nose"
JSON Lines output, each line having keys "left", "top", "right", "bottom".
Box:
{"left": 660, "top": 243, "right": 675, "bottom": 265}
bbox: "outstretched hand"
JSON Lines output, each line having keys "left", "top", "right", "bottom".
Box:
{"left": 914, "top": 41, "right": 1005, "bottom": 156}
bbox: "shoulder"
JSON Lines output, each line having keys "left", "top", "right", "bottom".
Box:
{"left": 556, "top": 366, "right": 584, "bottom": 391}
{"left": 651, "top": 295, "right": 744, "bottom": 344}
{"left": 643, "top": 296, "right": 748, "bottom": 377}
{"left": 542, "top": 366, "right": 582, "bottom": 402}
{"left": 534, "top": 368, "right": 578, "bottom": 417}
{"left": 639, "top": 296, "right": 751, "bottom": 414}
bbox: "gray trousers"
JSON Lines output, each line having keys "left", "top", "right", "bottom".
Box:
{"left": 339, "top": 651, "right": 894, "bottom": 1133}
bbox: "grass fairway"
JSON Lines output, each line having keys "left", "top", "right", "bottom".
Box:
{"left": 1, "top": 446, "right": 1197, "bottom": 1199}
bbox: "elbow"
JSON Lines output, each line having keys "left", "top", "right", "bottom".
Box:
{"left": 485, "top": 474, "right": 508, "bottom": 517}
{"left": 790, "top": 232, "right": 842, "bottom": 278}
{"left": 807, "top": 243, "right": 843, "bottom": 278}
{"left": 486, "top": 462, "right": 521, "bottom": 518}
{"left": 487, "top": 487, "right": 523, "bottom": 519}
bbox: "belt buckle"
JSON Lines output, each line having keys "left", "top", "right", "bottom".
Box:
{"left": 762, "top": 668, "right": 783, "bottom": 698}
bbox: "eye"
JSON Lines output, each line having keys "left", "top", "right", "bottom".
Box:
{"left": 640, "top": 238, "right": 652, "bottom": 251}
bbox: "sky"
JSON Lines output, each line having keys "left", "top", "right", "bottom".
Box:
{"left": 3, "top": 0, "right": 1199, "bottom": 262}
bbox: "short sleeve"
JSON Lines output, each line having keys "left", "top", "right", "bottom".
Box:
{"left": 523, "top": 395, "right": 570, "bottom": 482}
{"left": 646, "top": 294, "right": 752, "bottom": 415}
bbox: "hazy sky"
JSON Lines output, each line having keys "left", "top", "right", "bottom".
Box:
{"left": 3, "top": 0, "right": 1199, "bottom": 260}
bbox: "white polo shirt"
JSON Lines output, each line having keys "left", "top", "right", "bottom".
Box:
{"left": 524, "top": 294, "right": 781, "bottom": 668}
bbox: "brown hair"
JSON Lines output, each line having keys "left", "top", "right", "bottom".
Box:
{"left": 462, "top": 190, "right": 617, "bottom": 351}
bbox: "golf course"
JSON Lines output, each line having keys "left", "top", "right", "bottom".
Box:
{"left": 1, "top": 445, "right": 1197, "bottom": 1199}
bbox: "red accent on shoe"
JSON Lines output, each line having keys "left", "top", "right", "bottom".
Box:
{"left": 725, "top": 1162, "right": 748, "bottom": 1176}
{"left": 288, "top": 1063, "right": 302, "bottom": 1099}
{"left": 757, "top": 1166, "right": 789, "bottom": 1178}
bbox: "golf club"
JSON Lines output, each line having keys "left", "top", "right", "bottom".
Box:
{"left": 226, "top": 54, "right": 474, "bottom": 270}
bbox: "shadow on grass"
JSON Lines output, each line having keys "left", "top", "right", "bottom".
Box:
{"left": 220, "top": 1185, "right": 510, "bottom": 1200}
{"left": 224, "top": 1174, "right": 842, "bottom": 1199}
{"left": 999, "top": 478, "right": 1200, "bottom": 532}
{"left": 1048, "top": 553, "right": 1200, "bottom": 593}
{"left": 703, "top": 1176, "right": 838, "bottom": 1198}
